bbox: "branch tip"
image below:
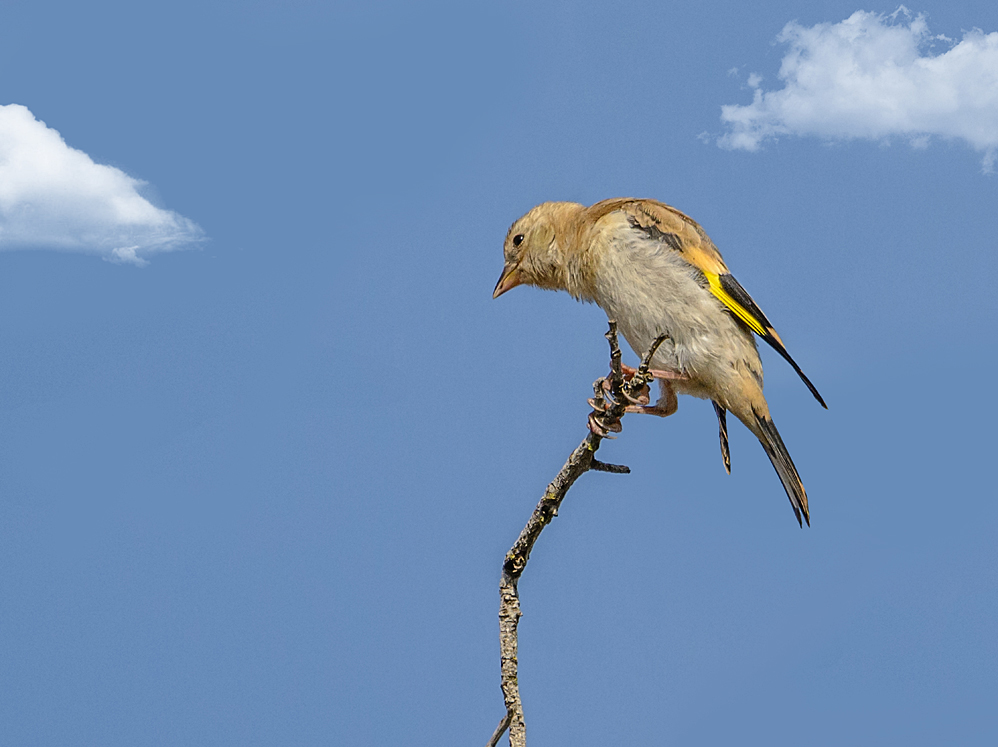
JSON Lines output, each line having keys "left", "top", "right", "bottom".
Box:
{"left": 591, "top": 459, "right": 631, "bottom": 474}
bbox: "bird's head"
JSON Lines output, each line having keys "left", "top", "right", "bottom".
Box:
{"left": 493, "top": 201, "right": 584, "bottom": 299}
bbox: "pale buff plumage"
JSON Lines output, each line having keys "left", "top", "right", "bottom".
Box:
{"left": 493, "top": 198, "right": 825, "bottom": 526}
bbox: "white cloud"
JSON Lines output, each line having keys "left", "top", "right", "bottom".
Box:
{"left": 0, "top": 104, "right": 204, "bottom": 264}
{"left": 717, "top": 8, "right": 998, "bottom": 172}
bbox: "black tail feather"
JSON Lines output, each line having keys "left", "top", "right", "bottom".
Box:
{"left": 712, "top": 401, "right": 731, "bottom": 474}
{"left": 755, "top": 412, "right": 809, "bottom": 527}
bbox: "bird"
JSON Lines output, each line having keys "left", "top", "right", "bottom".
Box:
{"left": 492, "top": 198, "right": 825, "bottom": 526}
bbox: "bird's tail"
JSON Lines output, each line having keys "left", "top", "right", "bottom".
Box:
{"left": 753, "top": 411, "right": 809, "bottom": 527}
{"left": 712, "top": 401, "right": 731, "bottom": 475}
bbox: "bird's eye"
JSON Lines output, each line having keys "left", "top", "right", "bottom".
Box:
{"left": 512, "top": 234, "right": 524, "bottom": 247}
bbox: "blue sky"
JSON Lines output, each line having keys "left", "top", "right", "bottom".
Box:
{"left": 1, "top": 2, "right": 997, "bottom": 745}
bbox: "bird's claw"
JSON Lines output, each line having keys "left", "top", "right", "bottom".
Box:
{"left": 587, "top": 329, "right": 676, "bottom": 438}
{"left": 587, "top": 397, "right": 607, "bottom": 412}
{"left": 588, "top": 412, "right": 622, "bottom": 438}
{"left": 621, "top": 383, "right": 651, "bottom": 405}
{"left": 601, "top": 376, "right": 648, "bottom": 404}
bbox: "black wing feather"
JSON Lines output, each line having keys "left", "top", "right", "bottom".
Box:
{"left": 719, "top": 274, "right": 827, "bottom": 409}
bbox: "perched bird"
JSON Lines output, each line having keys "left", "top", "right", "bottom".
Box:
{"left": 493, "top": 198, "right": 825, "bottom": 526}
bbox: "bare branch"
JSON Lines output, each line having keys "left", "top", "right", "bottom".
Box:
{"left": 486, "top": 713, "right": 512, "bottom": 747}
{"left": 490, "top": 321, "right": 667, "bottom": 746}
{"left": 590, "top": 459, "right": 631, "bottom": 474}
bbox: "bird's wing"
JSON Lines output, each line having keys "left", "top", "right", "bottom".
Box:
{"left": 612, "top": 199, "right": 827, "bottom": 409}
{"left": 706, "top": 271, "right": 827, "bottom": 408}
{"left": 595, "top": 198, "right": 730, "bottom": 275}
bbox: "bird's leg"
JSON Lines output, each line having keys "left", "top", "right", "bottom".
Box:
{"left": 620, "top": 363, "right": 686, "bottom": 382}
{"left": 623, "top": 379, "right": 678, "bottom": 418}
{"left": 606, "top": 362, "right": 686, "bottom": 406}
{"left": 587, "top": 330, "right": 682, "bottom": 436}
{"left": 617, "top": 332, "right": 683, "bottom": 418}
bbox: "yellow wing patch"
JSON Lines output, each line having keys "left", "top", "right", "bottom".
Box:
{"left": 706, "top": 272, "right": 766, "bottom": 336}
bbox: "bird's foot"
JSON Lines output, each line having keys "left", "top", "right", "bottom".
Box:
{"left": 587, "top": 328, "right": 680, "bottom": 437}
{"left": 620, "top": 363, "right": 686, "bottom": 382}
{"left": 624, "top": 402, "right": 675, "bottom": 418}
{"left": 599, "top": 375, "right": 651, "bottom": 405}
{"left": 588, "top": 376, "right": 625, "bottom": 437}
{"left": 587, "top": 410, "right": 622, "bottom": 437}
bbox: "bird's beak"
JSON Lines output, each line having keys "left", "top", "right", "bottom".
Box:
{"left": 492, "top": 262, "right": 522, "bottom": 299}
